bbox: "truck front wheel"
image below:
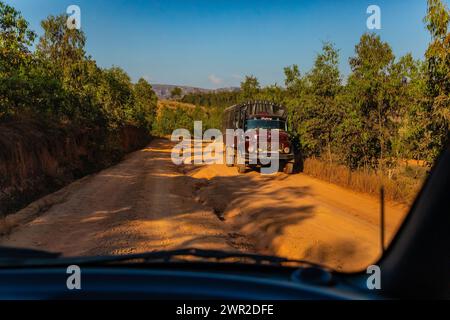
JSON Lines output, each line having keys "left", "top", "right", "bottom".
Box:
{"left": 284, "top": 162, "right": 294, "bottom": 174}
{"left": 225, "top": 146, "right": 234, "bottom": 167}
{"left": 237, "top": 165, "right": 247, "bottom": 174}
{"left": 235, "top": 153, "right": 247, "bottom": 174}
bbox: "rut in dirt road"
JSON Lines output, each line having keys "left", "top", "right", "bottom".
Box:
{"left": 0, "top": 138, "right": 409, "bottom": 271}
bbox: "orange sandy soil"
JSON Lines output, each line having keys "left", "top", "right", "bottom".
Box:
{"left": 0, "top": 138, "right": 410, "bottom": 272}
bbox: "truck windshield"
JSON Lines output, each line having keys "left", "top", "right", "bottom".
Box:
{"left": 246, "top": 119, "right": 286, "bottom": 130}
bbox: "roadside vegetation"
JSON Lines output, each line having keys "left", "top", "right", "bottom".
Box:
{"left": 182, "top": 0, "right": 450, "bottom": 204}
{"left": 0, "top": 2, "right": 158, "bottom": 215}
{"left": 0, "top": 2, "right": 157, "bottom": 131}
{"left": 153, "top": 100, "right": 222, "bottom": 135}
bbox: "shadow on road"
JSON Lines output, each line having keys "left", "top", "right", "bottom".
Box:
{"left": 1, "top": 139, "right": 319, "bottom": 263}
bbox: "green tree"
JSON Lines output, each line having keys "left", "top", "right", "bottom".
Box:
{"left": 388, "top": 54, "right": 426, "bottom": 161}
{"left": 284, "top": 65, "right": 305, "bottom": 99}
{"left": 96, "top": 67, "right": 134, "bottom": 128}
{"left": 285, "top": 43, "right": 342, "bottom": 159}
{"left": 0, "top": 1, "right": 36, "bottom": 74}
{"left": 36, "top": 15, "right": 86, "bottom": 72}
{"left": 308, "top": 42, "right": 341, "bottom": 98}
{"left": 258, "top": 84, "right": 285, "bottom": 104}
{"left": 36, "top": 14, "right": 91, "bottom": 96}
{"left": 420, "top": 0, "right": 450, "bottom": 162}
{"left": 133, "top": 78, "right": 158, "bottom": 131}
{"left": 35, "top": 14, "right": 102, "bottom": 122}
{"left": 0, "top": 1, "right": 36, "bottom": 117}
{"left": 339, "top": 33, "right": 396, "bottom": 169}
{"left": 170, "top": 87, "right": 183, "bottom": 99}
{"left": 307, "top": 42, "right": 342, "bottom": 160}
{"left": 240, "top": 75, "right": 260, "bottom": 100}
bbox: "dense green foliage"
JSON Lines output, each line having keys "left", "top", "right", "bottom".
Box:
{"left": 170, "top": 87, "right": 183, "bottom": 99}
{"left": 0, "top": 2, "right": 157, "bottom": 132}
{"left": 421, "top": 0, "right": 450, "bottom": 162}
{"left": 153, "top": 103, "right": 220, "bottom": 135}
{"left": 182, "top": 91, "right": 240, "bottom": 108}
{"left": 182, "top": 1, "right": 450, "bottom": 169}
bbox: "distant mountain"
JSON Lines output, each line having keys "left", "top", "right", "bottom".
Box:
{"left": 151, "top": 84, "right": 239, "bottom": 99}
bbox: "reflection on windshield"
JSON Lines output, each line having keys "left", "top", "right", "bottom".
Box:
{"left": 245, "top": 119, "right": 286, "bottom": 130}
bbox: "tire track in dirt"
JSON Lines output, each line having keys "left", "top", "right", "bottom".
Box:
{"left": 0, "top": 139, "right": 250, "bottom": 256}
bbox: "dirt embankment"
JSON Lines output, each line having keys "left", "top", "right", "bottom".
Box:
{"left": 0, "top": 120, "right": 150, "bottom": 216}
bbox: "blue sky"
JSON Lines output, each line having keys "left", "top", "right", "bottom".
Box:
{"left": 5, "top": 0, "right": 437, "bottom": 88}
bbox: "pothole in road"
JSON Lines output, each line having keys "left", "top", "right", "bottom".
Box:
{"left": 177, "top": 163, "right": 203, "bottom": 175}
{"left": 177, "top": 164, "right": 228, "bottom": 222}
{"left": 213, "top": 207, "right": 225, "bottom": 221}
{"left": 193, "top": 180, "right": 210, "bottom": 191}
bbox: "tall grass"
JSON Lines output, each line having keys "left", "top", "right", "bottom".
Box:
{"left": 303, "top": 158, "right": 427, "bottom": 205}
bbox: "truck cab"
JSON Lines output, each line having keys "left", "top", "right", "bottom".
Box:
{"left": 222, "top": 101, "right": 302, "bottom": 174}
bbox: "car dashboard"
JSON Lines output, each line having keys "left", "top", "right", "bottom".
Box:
{"left": 0, "top": 263, "right": 372, "bottom": 300}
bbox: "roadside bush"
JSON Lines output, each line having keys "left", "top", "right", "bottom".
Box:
{"left": 303, "top": 158, "right": 425, "bottom": 204}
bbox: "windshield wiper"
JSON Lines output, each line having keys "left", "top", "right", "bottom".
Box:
{"left": 0, "top": 246, "right": 61, "bottom": 261}
{"left": 0, "top": 247, "right": 328, "bottom": 269}
{"left": 83, "top": 248, "right": 322, "bottom": 266}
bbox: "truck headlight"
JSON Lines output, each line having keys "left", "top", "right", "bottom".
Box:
{"left": 283, "top": 147, "right": 290, "bottom": 154}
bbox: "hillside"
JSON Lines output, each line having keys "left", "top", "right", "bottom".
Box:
{"left": 151, "top": 84, "right": 239, "bottom": 99}
{"left": 157, "top": 99, "right": 199, "bottom": 110}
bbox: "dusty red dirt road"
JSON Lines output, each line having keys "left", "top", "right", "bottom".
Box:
{"left": 0, "top": 138, "right": 409, "bottom": 271}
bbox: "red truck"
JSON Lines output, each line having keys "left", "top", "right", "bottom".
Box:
{"left": 222, "top": 101, "right": 302, "bottom": 174}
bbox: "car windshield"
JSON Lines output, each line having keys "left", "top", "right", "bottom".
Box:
{"left": 0, "top": 0, "right": 447, "bottom": 275}
{"left": 245, "top": 119, "right": 286, "bottom": 130}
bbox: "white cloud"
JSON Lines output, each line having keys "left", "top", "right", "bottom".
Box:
{"left": 208, "top": 74, "right": 223, "bottom": 85}
{"left": 231, "top": 74, "right": 242, "bottom": 80}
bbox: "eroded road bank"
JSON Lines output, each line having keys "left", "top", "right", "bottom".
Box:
{"left": 0, "top": 138, "right": 409, "bottom": 271}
